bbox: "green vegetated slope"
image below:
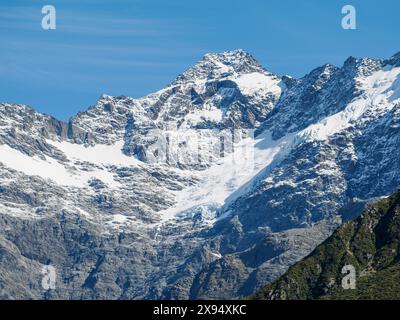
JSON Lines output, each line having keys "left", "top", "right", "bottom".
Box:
{"left": 253, "top": 191, "right": 400, "bottom": 300}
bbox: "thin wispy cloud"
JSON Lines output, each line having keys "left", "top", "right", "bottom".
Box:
{"left": 0, "top": 5, "right": 184, "bottom": 37}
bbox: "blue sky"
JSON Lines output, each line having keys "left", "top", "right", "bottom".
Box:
{"left": 1, "top": 0, "right": 399, "bottom": 121}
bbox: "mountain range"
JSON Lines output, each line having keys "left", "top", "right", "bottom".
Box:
{"left": 0, "top": 49, "right": 399, "bottom": 299}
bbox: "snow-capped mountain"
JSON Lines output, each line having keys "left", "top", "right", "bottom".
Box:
{"left": 0, "top": 49, "right": 399, "bottom": 299}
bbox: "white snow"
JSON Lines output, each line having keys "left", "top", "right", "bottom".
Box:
{"left": 0, "top": 202, "right": 32, "bottom": 219}
{"left": 184, "top": 107, "right": 223, "bottom": 124}
{"left": 0, "top": 139, "right": 141, "bottom": 188}
{"left": 213, "top": 60, "right": 232, "bottom": 75}
{"left": 234, "top": 72, "right": 283, "bottom": 96}
{"left": 157, "top": 130, "right": 296, "bottom": 223}
{"left": 208, "top": 251, "right": 222, "bottom": 259}
{"left": 47, "top": 140, "right": 140, "bottom": 167}
{"left": 182, "top": 72, "right": 283, "bottom": 125}
{"left": 298, "top": 65, "right": 400, "bottom": 141}
{"left": 107, "top": 214, "right": 129, "bottom": 224}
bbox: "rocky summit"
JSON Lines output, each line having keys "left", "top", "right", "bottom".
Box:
{"left": 0, "top": 49, "right": 399, "bottom": 299}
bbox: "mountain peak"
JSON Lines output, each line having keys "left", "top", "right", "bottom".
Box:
{"left": 200, "top": 48, "right": 265, "bottom": 73}
{"left": 99, "top": 93, "right": 113, "bottom": 101}
{"left": 386, "top": 51, "right": 400, "bottom": 66}
{"left": 342, "top": 55, "right": 383, "bottom": 77}
{"left": 391, "top": 51, "right": 400, "bottom": 58}
{"left": 174, "top": 49, "right": 267, "bottom": 84}
{"left": 307, "top": 63, "right": 338, "bottom": 77}
{"left": 202, "top": 49, "right": 257, "bottom": 63}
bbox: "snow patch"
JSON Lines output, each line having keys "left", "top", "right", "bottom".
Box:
{"left": 184, "top": 107, "right": 223, "bottom": 124}
{"left": 234, "top": 72, "right": 283, "bottom": 96}
{"left": 47, "top": 140, "right": 140, "bottom": 167}
{"left": 0, "top": 143, "right": 120, "bottom": 188}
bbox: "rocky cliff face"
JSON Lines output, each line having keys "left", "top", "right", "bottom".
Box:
{"left": 0, "top": 49, "right": 399, "bottom": 299}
